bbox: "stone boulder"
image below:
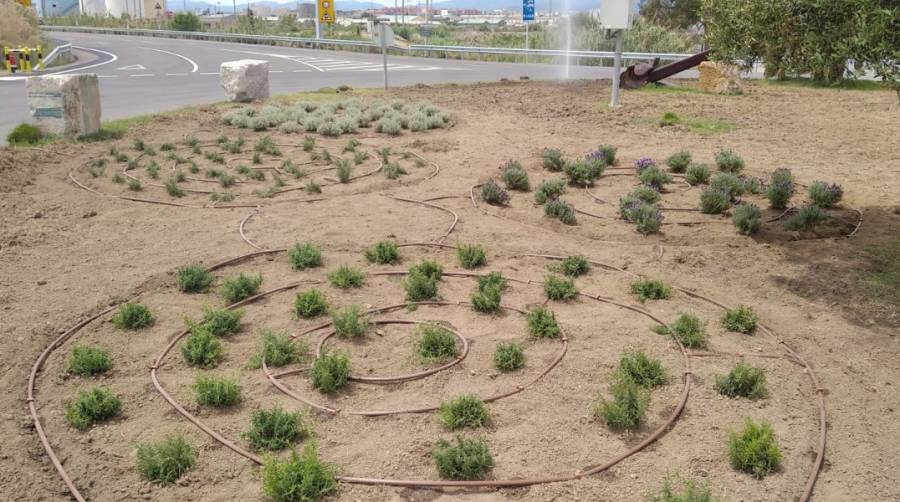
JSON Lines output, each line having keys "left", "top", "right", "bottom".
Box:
{"left": 220, "top": 60, "right": 270, "bottom": 102}
{"left": 25, "top": 74, "right": 101, "bottom": 136}
{"left": 698, "top": 61, "right": 743, "bottom": 95}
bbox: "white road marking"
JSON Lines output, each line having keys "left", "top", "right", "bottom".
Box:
{"left": 165, "top": 73, "right": 188, "bottom": 76}
{"left": 217, "top": 48, "right": 325, "bottom": 72}
{"left": 139, "top": 47, "right": 199, "bottom": 73}
{"left": 97, "top": 75, "right": 119, "bottom": 78}
{"left": 129, "top": 74, "right": 155, "bottom": 77}
{"left": 292, "top": 69, "right": 312, "bottom": 73}
{"left": 116, "top": 64, "right": 147, "bottom": 71}
{"left": 270, "top": 70, "right": 284, "bottom": 73}
{"left": 199, "top": 72, "right": 220, "bottom": 75}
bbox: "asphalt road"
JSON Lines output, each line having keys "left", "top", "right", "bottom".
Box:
{"left": 0, "top": 32, "right": 642, "bottom": 141}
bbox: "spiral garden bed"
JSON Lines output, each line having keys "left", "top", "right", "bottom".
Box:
{"left": 25, "top": 95, "right": 851, "bottom": 502}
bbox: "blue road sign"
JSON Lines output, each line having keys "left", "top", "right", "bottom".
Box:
{"left": 523, "top": 0, "right": 535, "bottom": 21}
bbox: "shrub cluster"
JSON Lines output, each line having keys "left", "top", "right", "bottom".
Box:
{"left": 193, "top": 375, "right": 241, "bottom": 407}
{"left": 767, "top": 168, "right": 795, "bottom": 209}
{"left": 181, "top": 328, "right": 224, "bottom": 368}
{"left": 194, "top": 306, "right": 244, "bottom": 337}
{"left": 68, "top": 345, "right": 112, "bottom": 376}
{"left": 728, "top": 419, "right": 782, "bottom": 478}
{"left": 685, "top": 163, "right": 711, "bottom": 185}
{"left": 563, "top": 159, "right": 603, "bottom": 186}
{"left": 471, "top": 272, "right": 507, "bottom": 313}
{"left": 593, "top": 376, "right": 650, "bottom": 429}
{"left": 699, "top": 188, "right": 732, "bottom": 214}
{"left": 544, "top": 274, "right": 578, "bottom": 301}
{"left": 328, "top": 265, "right": 365, "bottom": 289}
{"left": 261, "top": 444, "right": 337, "bottom": 501}
{"left": 493, "top": 342, "right": 525, "bottom": 372}
{"left": 615, "top": 351, "right": 668, "bottom": 388}
{"left": 716, "top": 361, "right": 768, "bottom": 399}
{"left": 310, "top": 351, "right": 351, "bottom": 394}
{"left": 416, "top": 324, "right": 459, "bottom": 363}
{"left": 294, "top": 289, "right": 328, "bottom": 319}
{"left": 502, "top": 160, "right": 530, "bottom": 191}
{"left": 541, "top": 148, "right": 565, "bottom": 171}
{"left": 544, "top": 198, "right": 577, "bottom": 225}
{"left": 136, "top": 434, "right": 196, "bottom": 484}
{"left": 658, "top": 313, "right": 708, "bottom": 349}
{"left": 808, "top": 181, "right": 843, "bottom": 208}
{"left": 630, "top": 278, "right": 671, "bottom": 302}
{"left": 245, "top": 405, "right": 310, "bottom": 451}
{"left": 65, "top": 387, "right": 122, "bottom": 430}
{"left": 784, "top": 205, "right": 826, "bottom": 231}
{"left": 732, "top": 204, "right": 762, "bottom": 234}
{"left": 433, "top": 437, "right": 494, "bottom": 480}
{"left": 534, "top": 179, "right": 566, "bottom": 204}
{"left": 527, "top": 306, "right": 561, "bottom": 338}
{"left": 665, "top": 150, "right": 692, "bottom": 173}
{"left": 480, "top": 179, "right": 510, "bottom": 206}
{"left": 557, "top": 255, "right": 590, "bottom": 277}
{"left": 252, "top": 329, "right": 306, "bottom": 368}
{"left": 457, "top": 243, "right": 487, "bottom": 269}
{"left": 331, "top": 304, "right": 370, "bottom": 337}
{"left": 715, "top": 149, "right": 745, "bottom": 173}
{"left": 598, "top": 144, "right": 617, "bottom": 165}
{"left": 365, "top": 240, "right": 400, "bottom": 264}
{"left": 438, "top": 394, "right": 490, "bottom": 429}
{"left": 631, "top": 184, "right": 661, "bottom": 204}
{"left": 288, "top": 243, "right": 323, "bottom": 270}
{"left": 721, "top": 304, "right": 758, "bottom": 334}
{"left": 111, "top": 302, "right": 155, "bottom": 330}
{"left": 639, "top": 166, "right": 673, "bottom": 190}
{"left": 619, "top": 196, "right": 663, "bottom": 234}
{"left": 221, "top": 273, "right": 263, "bottom": 304}
{"left": 709, "top": 173, "right": 745, "bottom": 199}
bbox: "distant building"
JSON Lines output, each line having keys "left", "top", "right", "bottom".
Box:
{"left": 79, "top": 0, "right": 167, "bottom": 18}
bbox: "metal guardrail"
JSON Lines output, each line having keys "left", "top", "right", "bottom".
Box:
{"left": 41, "top": 26, "right": 694, "bottom": 63}
{"left": 36, "top": 42, "right": 72, "bottom": 70}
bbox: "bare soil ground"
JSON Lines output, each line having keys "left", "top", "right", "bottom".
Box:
{"left": 1, "top": 79, "right": 898, "bottom": 502}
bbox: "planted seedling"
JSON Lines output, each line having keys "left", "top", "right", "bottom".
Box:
{"left": 639, "top": 166, "right": 673, "bottom": 190}
{"left": 416, "top": 324, "right": 459, "bottom": 363}
{"left": 262, "top": 444, "right": 337, "bottom": 501}
{"left": 288, "top": 243, "right": 323, "bottom": 270}
{"left": 493, "top": 342, "right": 525, "bottom": 372}
{"left": 699, "top": 188, "right": 732, "bottom": 214}
{"left": 527, "top": 306, "right": 560, "bottom": 338}
{"left": 784, "top": 205, "right": 826, "bottom": 231}
{"left": 254, "top": 135, "right": 281, "bottom": 156}
{"left": 111, "top": 302, "right": 154, "bottom": 330}
{"left": 335, "top": 158, "right": 353, "bottom": 183}
{"left": 542, "top": 148, "right": 565, "bottom": 171}
{"left": 221, "top": 273, "right": 263, "bottom": 304}
{"left": 563, "top": 159, "right": 602, "bottom": 187}
{"left": 732, "top": 204, "right": 762, "bottom": 235}
{"left": 649, "top": 476, "right": 719, "bottom": 502}
{"left": 65, "top": 387, "right": 121, "bottom": 430}
{"left": 437, "top": 394, "right": 490, "bottom": 429}
{"left": 404, "top": 268, "right": 439, "bottom": 301}
{"left": 534, "top": 178, "right": 566, "bottom": 204}
{"left": 556, "top": 255, "right": 589, "bottom": 277}
{"left": 310, "top": 351, "right": 351, "bottom": 394}
{"left": 193, "top": 374, "right": 241, "bottom": 407}
{"left": 365, "top": 240, "right": 400, "bottom": 264}
{"left": 502, "top": 160, "right": 530, "bottom": 191}
{"left": 480, "top": 179, "right": 510, "bottom": 206}
{"left": 331, "top": 304, "right": 369, "bottom": 337}
{"left": 328, "top": 265, "right": 365, "bottom": 289}
{"left": 165, "top": 178, "right": 185, "bottom": 198}
{"left": 471, "top": 272, "right": 506, "bottom": 314}
{"left": 808, "top": 181, "right": 843, "bottom": 207}
{"left": 136, "top": 434, "right": 196, "bottom": 484}
{"left": 189, "top": 306, "right": 244, "bottom": 337}
{"left": 251, "top": 329, "right": 307, "bottom": 369}
{"left": 181, "top": 327, "right": 224, "bottom": 368}
{"left": 294, "top": 289, "right": 328, "bottom": 318}
{"left": 728, "top": 419, "right": 782, "bottom": 478}
{"left": 715, "top": 149, "right": 745, "bottom": 173}
{"left": 383, "top": 162, "right": 407, "bottom": 179}
{"left": 544, "top": 274, "right": 577, "bottom": 301}
{"left": 593, "top": 377, "right": 650, "bottom": 429}
{"left": 244, "top": 405, "right": 310, "bottom": 451}
{"left": 722, "top": 305, "right": 758, "bottom": 334}
{"left": 666, "top": 151, "right": 692, "bottom": 173}
{"left": 127, "top": 178, "right": 142, "bottom": 192}
{"left": 716, "top": 361, "right": 767, "bottom": 399}
{"left": 545, "top": 198, "right": 577, "bottom": 225}
{"left": 630, "top": 278, "right": 672, "bottom": 302}
{"left": 615, "top": 351, "right": 668, "bottom": 388}
{"left": 685, "top": 163, "right": 711, "bottom": 185}
{"left": 657, "top": 313, "right": 708, "bottom": 349}
{"left": 433, "top": 437, "right": 494, "bottom": 480}
{"left": 67, "top": 345, "right": 112, "bottom": 376}
{"left": 457, "top": 244, "right": 487, "bottom": 269}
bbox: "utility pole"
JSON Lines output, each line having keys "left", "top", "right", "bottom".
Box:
{"left": 610, "top": 30, "right": 623, "bottom": 107}
{"left": 401, "top": 0, "right": 405, "bottom": 24}
{"left": 315, "top": 0, "right": 321, "bottom": 39}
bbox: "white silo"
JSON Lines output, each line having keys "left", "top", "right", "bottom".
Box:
{"left": 105, "top": 0, "right": 128, "bottom": 17}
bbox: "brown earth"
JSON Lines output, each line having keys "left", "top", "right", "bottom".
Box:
{"left": 1, "top": 79, "right": 898, "bottom": 502}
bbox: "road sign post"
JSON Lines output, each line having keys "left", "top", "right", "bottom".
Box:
{"left": 316, "top": 0, "right": 335, "bottom": 40}
{"left": 375, "top": 23, "right": 394, "bottom": 90}
{"left": 523, "top": 0, "right": 534, "bottom": 64}
{"left": 598, "top": 0, "right": 634, "bottom": 108}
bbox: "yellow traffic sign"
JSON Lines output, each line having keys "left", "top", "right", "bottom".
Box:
{"left": 318, "top": 0, "right": 335, "bottom": 24}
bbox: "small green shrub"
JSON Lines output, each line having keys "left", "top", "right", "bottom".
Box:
{"left": 808, "top": 181, "right": 843, "bottom": 208}
{"left": 404, "top": 269, "right": 439, "bottom": 301}
{"left": 619, "top": 196, "right": 664, "bottom": 234}
{"left": 335, "top": 159, "right": 353, "bottom": 183}
{"left": 328, "top": 265, "right": 365, "bottom": 289}
{"left": 163, "top": 178, "right": 185, "bottom": 199}
{"left": 715, "top": 149, "right": 745, "bottom": 173}
{"left": 457, "top": 243, "right": 487, "bottom": 269}
{"left": 660, "top": 111, "right": 681, "bottom": 126}
{"left": 221, "top": 273, "right": 263, "bottom": 303}
{"left": 68, "top": 345, "right": 112, "bottom": 376}
{"left": 502, "top": 160, "right": 530, "bottom": 191}
{"left": 193, "top": 375, "right": 241, "bottom": 407}
{"left": 331, "top": 304, "right": 369, "bottom": 337}
{"left": 417, "top": 324, "right": 459, "bottom": 363}
{"left": 433, "top": 437, "right": 494, "bottom": 480}
{"left": 193, "top": 306, "right": 244, "bottom": 337}
{"left": 784, "top": 205, "right": 827, "bottom": 231}
{"left": 666, "top": 151, "right": 692, "bottom": 173}
{"left": 294, "top": 289, "right": 328, "bottom": 318}
{"left": 437, "top": 394, "right": 490, "bottom": 429}
{"left": 630, "top": 278, "right": 671, "bottom": 302}
{"left": 534, "top": 178, "right": 566, "bottom": 204}
{"left": 722, "top": 305, "right": 758, "bottom": 334}
{"left": 471, "top": 273, "right": 504, "bottom": 314}
{"left": 767, "top": 179, "right": 795, "bottom": 210}
{"left": 310, "top": 351, "right": 351, "bottom": 394}
{"left": 7, "top": 123, "right": 44, "bottom": 145}
{"left": 742, "top": 176, "right": 763, "bottom": 194}
{"left": 302, "top": 136, "right": 316, "bottom": 152}
{"left": 699, "top": 188, "right": 732, "bottom": 214}
{"left": 632, "top": 184, "right": 662, "bottom": 204}
{"left": 254, "top": 135, "right": 281, "bottom": 156}
{"left": 245, "top": 405, "right": 309, "bottom": 451}
{"left": 288, "top": 243, "right": 323, "bottom": 270}
{"left": 365, "top": 240, "right": 400, "bottom": 264}
{"left": 305, "top": 180, "right": 322, "bottom": 194}
{"left": 593, "top": 377, "right": 650, "bottom": 429}
{"left": 493, "top": 342, "right": 525, "bottom": 372}
{"left": 112, "top": 302, "right": 154, "bottom": 330}
{"left": 65, "top": 387, "right": 121, "bottom": 430}
{"left": 685, "top": 163, "right": 711, "bottom": 185}
{"left": 661, "top": 313, "right": 708, "bottom": 349}
{"left": 145, "top": 161, "right": 159, "bottom": 178}
{"left": 480, "top": 179, "right": 510, "bottom": 206}
{"left": 353, "top": 150, "right": 369, "bottom": 165}
{"left": 527, "top": 307, "right": 560, "bottom": 338}
{"left": 252, "top": 329, "right": 306, "bottom": 368}
{"left": 710, "top": 173, "right": 745, "bottom": 199}
{"left": 542, "top": 148, "right": 565, "bottom": 171}
{"left": 410, "top": 260, "right": 443, "bottom": 282}
{"left": 716, "top": 361, "right": 767, "bottom": 399}
{"left": 615, "top": 351, "right": 668, "bottom": 388}
{"left": 639, "top": 166, "right": 673, "bottom": 190}
{"left": 136, "top": 434, "right": 196, "bottom": 484}
{"left": 261, "top": 444, "right": 337, "bottom": 502}
{"left": 598, "top": 144, "right": 618, "bottom": 165}
{"left": 558, "top": 255, "right": 589, "bottom": 277}
{"left": 649, "top": 476, "right": 718, "bottom": 502}
{"left": 127, "top": 178, "right": 142, "bottom": 192}
{"left": 728, "top": 419, "right": 782, "bottom": 478}
{"left": 545, "top": 198, "right": 577, "bottom": 225}
{"left": 563, "top": 159, "right": 602, "bottom": 186}
{"left": 209, "top": 191, "right": 236, "bottom": 203}
{"left": 732, "top": 204, "right": 762, "bottom": 235}
{"left": 181, "top": 327, "right": 224, "bottom": 368}
{"left": 544, "top": 274, "right": 578, "bottom": 301}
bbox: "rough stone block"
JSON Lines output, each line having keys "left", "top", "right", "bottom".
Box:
{"left": 698, "top": 61, "right": 743, "bottom": 95}
{"left": 25, "top": 74, "right": 101, "bottom": 136}
{"left": 220, "top": 60, "right": 270, "bottom": 102}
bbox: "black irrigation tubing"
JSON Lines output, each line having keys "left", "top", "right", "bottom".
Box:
{"left": 529, "top": 253, "right": 826, "bottom": 502}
